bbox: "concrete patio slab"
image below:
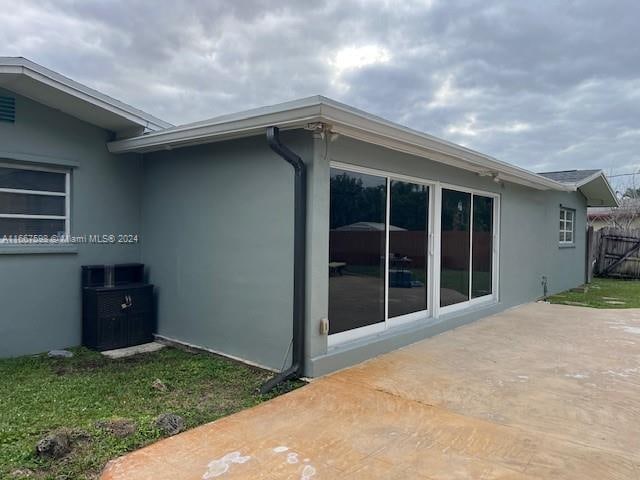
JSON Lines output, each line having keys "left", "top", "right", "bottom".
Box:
{"left": 101, "top": 303, "right": 640, "bottom": 479}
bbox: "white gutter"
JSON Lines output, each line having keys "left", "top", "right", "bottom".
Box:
{"left": 108, "top": 96, "right": 571, "bottom": 192}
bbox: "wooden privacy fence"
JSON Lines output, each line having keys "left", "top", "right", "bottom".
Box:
{"left": 592, "top": 227, "right": 640, "bottom": 279}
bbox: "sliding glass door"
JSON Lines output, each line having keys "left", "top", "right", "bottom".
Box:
{"left": 440, "top": 189, "right": 495, "bottom": 309}
{"left": 440, "top": 189, "right": 471, "bottom": 307}
{"left": 329, "top": 167, "right": 431, "bottom": 338}
{"left": 388, "top": 180, "right": 429, "bottom": 319}
{"left": 329, "top": 168, "right": 387, "bottom": 335}
{"left": 328, "top": 165, "right": 498, "bottom": 342}
{"left": 472, "top": 195, "right": 494, "bottom": 298}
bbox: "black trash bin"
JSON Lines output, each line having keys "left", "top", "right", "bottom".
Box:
{"left": 81, "top": 263, "right": 155, "bottom": 351}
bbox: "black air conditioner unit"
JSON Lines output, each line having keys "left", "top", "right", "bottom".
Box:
{"left": 81, "top": 263, "right": 155, "bottom": 351}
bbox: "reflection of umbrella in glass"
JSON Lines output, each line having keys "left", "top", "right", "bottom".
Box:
{"left": 335, "top": 222, "right": 406, "bottom": 231}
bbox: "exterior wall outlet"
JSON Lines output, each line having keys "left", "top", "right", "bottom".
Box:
{"left": 319, "top": 318, "right": 329, "bottom": 336}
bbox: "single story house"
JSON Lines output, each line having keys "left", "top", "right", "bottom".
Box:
{"left": 0, "top": 58, "right": 618, "bottom": 381}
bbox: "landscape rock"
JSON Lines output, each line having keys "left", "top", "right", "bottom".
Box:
{"left": 35, "top": 431, "right": 72, "bottom": 459}
{"left": 47, "top": 350, "right": 74, "bottom": 358}
{"left": 34, "top": 429, "right": 90, "bottom": 460}
{"left": 151, "top": 378, "right": 168, "bottom": 392}
{"left": 96, "top": 418, "right": 137, "bottom": 438}
{"left": 155, "top": 413, "right": 185, "bottom": 436}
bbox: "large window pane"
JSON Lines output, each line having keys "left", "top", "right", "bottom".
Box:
{"left": 472, "top": 195, "right": 493, "bottom": 298}
{"left": 329, "top": 168, "right": 386, "bottom": 334}
{"left": 440, "top": 189, "right": 471, "bottom": 307}
{"left": 0, "top": 192, "right": 65, "bottom": 216}
{"left": 0, "top": 167, "right": 66, "bottom": 192}
{"left": 388, "top": 180, "right": 428, "bottom": 318}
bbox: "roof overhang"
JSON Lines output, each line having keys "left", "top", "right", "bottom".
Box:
{"left": 574, "top": 171, "right": 619, "bottom": 207}
{"left": 0, "top": 57, "right": 172, "bottom": 135}
{"left": 107, "top": 96, "right": 572, "bottom": 191}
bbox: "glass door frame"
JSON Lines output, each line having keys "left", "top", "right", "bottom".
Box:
{"left": 435, "top": 182, "right": 500, "bottom": 317}
{"left": 327, "top": 163, "right": 501, "bottom": 347}
{"left": 328, "top": 162, "right": 436, "bottom": 347}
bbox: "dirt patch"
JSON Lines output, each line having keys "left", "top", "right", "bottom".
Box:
{"left": 96, "top": 419, "right": 137, "bottom": 438}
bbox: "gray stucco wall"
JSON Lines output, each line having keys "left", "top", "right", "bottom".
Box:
{"left": 141, "top": 131, "right": 312, "bottom": 370}
{"left": 307, "top": 135, "right": 587, "bottom": 376}
{"left": 0, "top": 89, "right": 142, "bottom": 357}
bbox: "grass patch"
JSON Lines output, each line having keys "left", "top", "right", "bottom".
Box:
{"left": 0, "top": 347, "right": 303, "bottom": 479}
{"left": 547, "top": 277, "right": 640, "bottom": 308}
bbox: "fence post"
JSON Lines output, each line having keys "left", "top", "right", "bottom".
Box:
{"left": 586, "top": 225, "right": 595, "bottom": 283}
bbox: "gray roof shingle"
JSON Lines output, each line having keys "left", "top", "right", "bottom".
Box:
{"left": 537, "top": 169, "right": 601, "bottom": 184}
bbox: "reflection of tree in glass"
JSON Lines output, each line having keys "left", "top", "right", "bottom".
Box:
{"left": 473, "top": 196, "right": 493, "bottom": 232}
{"left": 330, "top": 172, "right": 385, "bottom": 229}
{"left": 390, "top": 181, "right": 427, "bottom": 231}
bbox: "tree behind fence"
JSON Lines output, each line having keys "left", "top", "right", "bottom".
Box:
{"left": 593, "top": 227, "right": 640, "bottom": 279}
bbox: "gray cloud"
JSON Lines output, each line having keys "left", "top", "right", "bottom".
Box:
{"left": 1, "top": 0, "right": 639, "bottom": 190}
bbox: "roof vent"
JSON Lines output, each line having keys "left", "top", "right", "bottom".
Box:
{"left": 0, "top": 95, "right": 16, "bottom": 123}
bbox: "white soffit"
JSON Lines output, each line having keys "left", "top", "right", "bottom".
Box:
{"left": 576, "top": 172, "right": 619, "bottom": 207}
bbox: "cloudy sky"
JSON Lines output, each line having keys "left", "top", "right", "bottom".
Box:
{"left": 2, "top": 0, "right": 639, "bottom": 191}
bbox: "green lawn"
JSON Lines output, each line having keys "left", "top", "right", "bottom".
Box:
{"left": 0, "top": 347, "right": 301, "bottom": 480}
{"left": 547, "top": 277, "right": 640, "bottom": 308}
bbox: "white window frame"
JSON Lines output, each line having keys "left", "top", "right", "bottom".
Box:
{"left": 327, "top": 161, "right": 500, "bottom": 347}
{"left": 0, "top": 162, "right": 71, "bottom": 244}
{"left": 559, "top": 207, "right": 575, "bottom": 245}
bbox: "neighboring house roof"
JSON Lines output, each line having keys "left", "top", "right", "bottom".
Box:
{"left": 538, "top": 169, "right": 618, "bottom": 207}
{"left": 589, "top": 198, "right": 640, "bottom": 219}
{"left": 0, "top": 57, "right": 172, "bottom": 134}
{"left": 108, "top": 96, "right": 577, "bottom": 192}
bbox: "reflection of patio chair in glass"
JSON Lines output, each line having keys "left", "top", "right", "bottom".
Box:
{"left": 389, "top": 254, "right": 423, "bottom": 288}
{"left": 329, "top": 262, "right": 347, "bottom": 276}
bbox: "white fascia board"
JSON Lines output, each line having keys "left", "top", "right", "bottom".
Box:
{"left": 0, "top": 58, "right": 171, "bottom": 132}
{"left": 107, "top": 96, "right": 570, "bottom": 191}
{"left": 108, "top": 102, "right": 324, "bottom": 153}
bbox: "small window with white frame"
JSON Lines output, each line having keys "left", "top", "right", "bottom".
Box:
{"left": 0, "top": 164, "right": 70, "bottom": 244}
{"left": 559, "top": 207, "right": 575, "bottom": 245}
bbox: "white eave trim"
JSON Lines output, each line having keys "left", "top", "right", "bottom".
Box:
{"left": 574, "top": 171, "right": 619, "bottom": 207}
{"left": 107, "top": 96, "right": 571, "bottom": 191}
{"left": 317, "top": 103, "right": 569, "bottom": 191}
{"left": 108, "top": 103, "right": 323, "bottom": 153}
{"left": 0, "top": 58, "right": 172, "bottom": 132}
